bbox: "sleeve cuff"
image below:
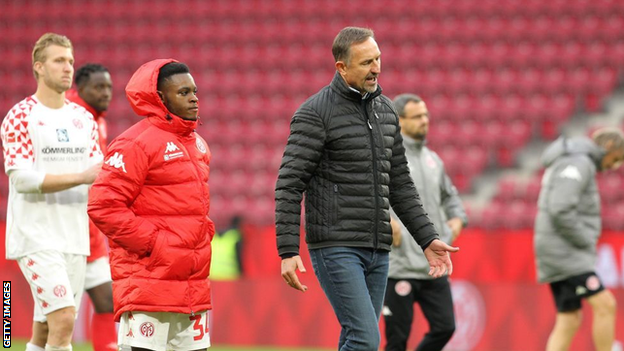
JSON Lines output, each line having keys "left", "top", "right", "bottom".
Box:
{"left": 280, "top": 252, "right": 298, "bottom": 259}
{"left": 420, "top": 237, "right": 438, "bottom": 251}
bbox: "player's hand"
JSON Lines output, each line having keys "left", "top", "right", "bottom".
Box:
{"left": 390, "top": 217, "right": 402, "bottom": 247}
{"left": 423, "top": 239, "right": 459, "bottom": 278}
{"left": 81, "top": 162, "right": 103, "bottom": 184}
{"left": 447, "top": 217, "right": 464, "bottom": 242}
{"left": 281, "top": 256, "right": 308, "bottom": 292}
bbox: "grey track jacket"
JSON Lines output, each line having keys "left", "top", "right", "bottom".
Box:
{"left": 534, "top": 136, "right": 606, "bottom": 283}
{"left": 389, "top": 136, "right": 468, "bottom": 280}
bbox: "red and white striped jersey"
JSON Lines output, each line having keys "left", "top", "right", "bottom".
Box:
{"left": 1, "top": 95, "right": 103, "bottom": 259}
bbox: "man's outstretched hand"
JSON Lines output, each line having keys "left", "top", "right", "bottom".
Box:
{"left": 281, "top": 255, "right": 308, "bottom": 292}
{"left": 423, "top": 239, "right": 459, "bottom": 278}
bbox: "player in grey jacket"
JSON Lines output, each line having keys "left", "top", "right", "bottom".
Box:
{"left": 383, "top": 94, "right": 468, "bottom": 351}
{"left": 534, "top": 128, "right": 624, "bottom": 351}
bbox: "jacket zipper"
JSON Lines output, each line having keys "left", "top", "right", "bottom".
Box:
{"left": 416, "top": 148, "right": 441, "bottom": 236}
{"left": 186, "top": 137, "right": 209, "bottom": 212}
{"left": 361, "top": 100, "right": 379, "bottom": 249}
{"left": 185, "top": 136, "right": 206, "bottom": 317}
{"left": 332, "top": 184, "right": 339, "bottom": 225}
{"left": 417, "top": 149, "right": 431, "bottom": 217}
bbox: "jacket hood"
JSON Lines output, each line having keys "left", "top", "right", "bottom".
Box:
{"left": 330, "top": 71, "right": 382, "bottom": 102}
{"left": 66, "top": 89, "right": 106, "bottom": 120}
{"left": 541, "top": 136, "right": 606, "bottom": 169}
{"left": 126, "top": 58, "right": 197, "bottom": 136}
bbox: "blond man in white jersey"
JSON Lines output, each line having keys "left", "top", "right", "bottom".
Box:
{"left": 1, "top": 33, "right": 102, "bottom": 351}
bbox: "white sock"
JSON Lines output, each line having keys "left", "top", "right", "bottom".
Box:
{"left": 26, "top": 343, "right": 45, "bottom": 351}
{"left": 44, "top": 345, "right": 72, "bottom": 351}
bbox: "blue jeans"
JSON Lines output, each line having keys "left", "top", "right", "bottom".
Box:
{"left": 309, "top": 246, "right": 389, "bottom": 351}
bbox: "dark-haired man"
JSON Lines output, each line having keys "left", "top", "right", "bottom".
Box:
{"left": 275, "top": 27, "right": 458, "bottom": 351}
{"left": 66, "top": 63, "right": 116, "bottom": 351}
{"left": 88, "top": 59, "right": 214, "bottom": 351}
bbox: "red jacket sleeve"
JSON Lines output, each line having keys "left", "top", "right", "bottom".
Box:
{"left": 88, "top": 137, "right": 158, "bottom": 256}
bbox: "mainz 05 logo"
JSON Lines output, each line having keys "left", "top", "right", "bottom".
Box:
{"left": 140, "top": 322, "right": 155, "bottom": 338}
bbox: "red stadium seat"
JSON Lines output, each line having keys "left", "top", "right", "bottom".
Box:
{"left": 495, "top": 178, "right": 517, "bottom": 203}
{"left": 3, "top": 0, "right": 624, "bottom": 229}
{"left": 603, "top": 203, "right": 624, "bottom": 231}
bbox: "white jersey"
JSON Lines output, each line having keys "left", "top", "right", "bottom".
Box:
{"left": 1, "top": 95, "right": 103, "bottom": 259}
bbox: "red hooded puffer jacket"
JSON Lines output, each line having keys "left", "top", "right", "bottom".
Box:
{"left": 88, "top": 59, "right": 214, "bottom": 321}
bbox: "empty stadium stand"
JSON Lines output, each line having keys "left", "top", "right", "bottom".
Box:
{"left": 1, "top": 0, "right": 623, "bottom": 228}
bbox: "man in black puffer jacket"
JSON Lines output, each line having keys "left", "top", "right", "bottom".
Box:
{"left": 275, "top": 27, "right": 459, "bottom": 351}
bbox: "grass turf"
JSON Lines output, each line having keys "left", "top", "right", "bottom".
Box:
{"left": 10, "top": 340, "right": 332, "bottom": 351}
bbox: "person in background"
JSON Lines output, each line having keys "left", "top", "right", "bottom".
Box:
{"left": 534, "top": 127, "right": 624, "bottom": 351}
{"left": 275, "top": 27, "right": 458, "bottom": 351}
{"left": 66, "top": 63, "right": 117, "bottom": 351}
{"left": 1, "top": 33, "right": 102, "bottom": 351}
{"left": 211, "top": 215, "right": 243, "bottom": 281}
{"left": 383, "top": 94, "right": 468, "bottom": 351}
{"left": 88, "top": 59, "right": 214, "bottom": 351}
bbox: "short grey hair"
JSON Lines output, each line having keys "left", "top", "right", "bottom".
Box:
{"left": 332, "top": 27, "right": 374, "bottom": 64}
{"left": 393, "top": 93, "right": 423, "bottom": 117}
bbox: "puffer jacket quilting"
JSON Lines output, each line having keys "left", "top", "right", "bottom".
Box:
{"left": 275, "top": 72, "right": 437, "bottom": 256}
{"left": 534, "top": 136, "right": 604, "bottom": 283}
{"left": 88, "top": 59, "right": 214, "bottom": 321}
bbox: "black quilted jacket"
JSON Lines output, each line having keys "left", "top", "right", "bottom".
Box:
{"left": 275, "top": 72, "right": 438, "bottom": 257}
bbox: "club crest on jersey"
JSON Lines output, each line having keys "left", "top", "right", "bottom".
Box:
{"left": 73, "top": 118, "right": 84, "bottom": 129}
{"left": 164, "top": 141, "right": 184, "bottom": 161}
{"left": 426, "top": 154, "right": 437, "bottom": 169}
{"left": 105, "top": 152, "right": 127, "bottom": 173}
{"left": 196, "top": 137, "right": 206, "bottom": 153}
{"left": 56, "top": 129, "right": 69, "bottom": 142}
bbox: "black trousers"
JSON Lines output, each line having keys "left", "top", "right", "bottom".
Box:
{"left": 384, "top": 276, "right": 455, "bottom": 351}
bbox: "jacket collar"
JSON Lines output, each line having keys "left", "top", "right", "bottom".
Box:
{"left": 330, "top": 71, "right": 382, "bottom": 102}
{"left": 147, "top": 114, "right": 198, "bottom": 136}
{"left": 402, "top": 133, "right": 426, "bottom": 150}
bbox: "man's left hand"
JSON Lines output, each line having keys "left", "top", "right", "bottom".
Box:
{"left": 447, "top": 217, "right": 464, "bottom": 242}
{"left": 423, "top": 239, "right": 459, "bottom": 278}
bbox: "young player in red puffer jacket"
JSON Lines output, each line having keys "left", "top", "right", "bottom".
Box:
{"left": 88, "top": 59, "right": 214, "bottom": 351}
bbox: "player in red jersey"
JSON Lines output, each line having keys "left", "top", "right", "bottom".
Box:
{"left": 66, "top": 63, "right": 116, "bottom": 351}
